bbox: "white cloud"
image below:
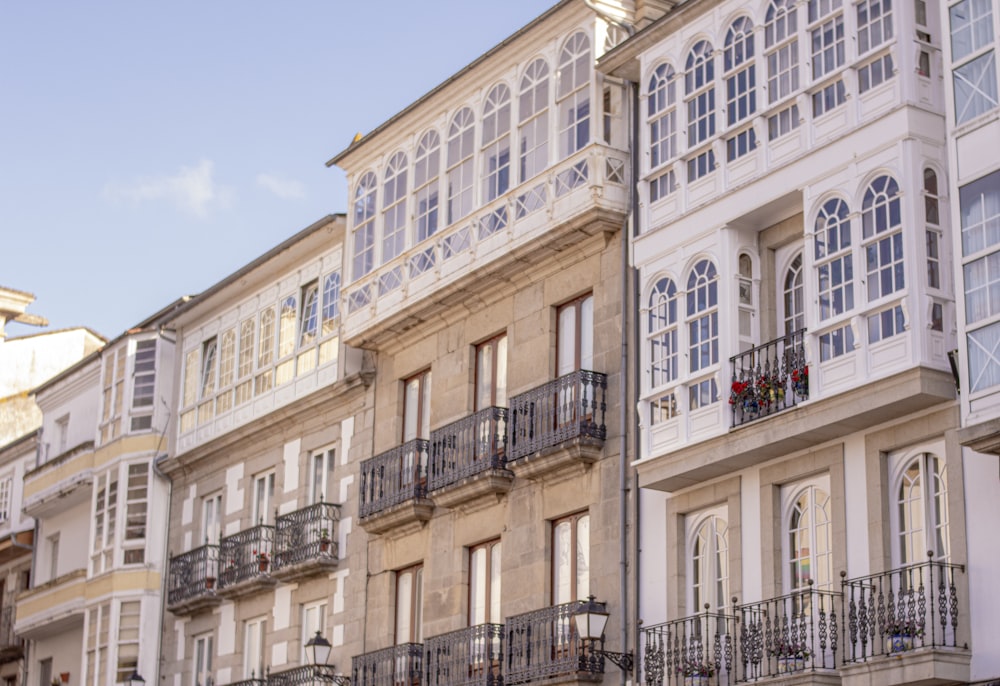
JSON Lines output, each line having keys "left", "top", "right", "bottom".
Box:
{"left": 256, "top": 172, "right": 306, "bottom": 200}
{"left": 102, "top": 159, "right": 233, "bottom": 217}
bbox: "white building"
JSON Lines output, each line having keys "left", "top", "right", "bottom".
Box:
{"left": 601, "top": 0, "right": 997, "bottom": 680}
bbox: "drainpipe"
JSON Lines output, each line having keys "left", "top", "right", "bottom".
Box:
{"left": 152, "top": 452, "right": 172, "bottom": 686}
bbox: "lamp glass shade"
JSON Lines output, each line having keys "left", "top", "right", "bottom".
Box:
{"left": 306, "top": 631, "right": 333, "bottom": 666}
{"left": 573, "top": 596, "right": 609, "bottom": 641}
{"left": 128, "top": 672, "right": 146, "bottom": 686}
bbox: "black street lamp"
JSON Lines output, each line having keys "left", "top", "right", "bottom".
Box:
{"left": 573, "top": 596, "right": 634, "bottom": 673}
{"left": 127, "top": 672, "right": 146, "bottom": 686}
{"left": 305, "top": 631, "right": 351, "bottom": 686}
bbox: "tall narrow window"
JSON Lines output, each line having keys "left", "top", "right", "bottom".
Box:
{"left": 786, "top": 481, "right": 833, "bottom": 591}
{"left": 396, "top": 565, "right": 424, "bottom": 644}
{"left": 243, "top": 617, "right": 266, "bottom": 680}
{"left": 649, "top": 277, "right": 679, "bottom": 388}
{"left": 950, "top": 0, "right": 997, "bottom": 123}
{"left": 236, "top": 318, "right": 255, "bottom": 405}
{"left": 862, "top": 175, "right": 904, "bottom": 301}
{"left": 895, "top": 453, "right": 949, "bottom": 563}
{"left": 193, "top": 633, "right": 214, "bottom": 686}
{"left": 519, "top": 58, "right": 550, "bottom": 182}
{"left": 123, "top": 462, "right": 148, "bottom": 564}
{"left": 687, "top": 260, "right": 719, "bottom": 373}
{"left": 300, "top": 281, "right": 320, "bottom": 348}
{"left": 815, "top": 197, "right": 854, "bottom": 320}
{"left": 255, "top": 307, "right": 276, "bottom": 394}
{"left": 116, "top": 600, "right": 141, "bottom": 684}
{"left": 403, "top": 371, "right": 432, "bottom": 442}
{"left": 0, "top": 477, "right": 11, "bottom": 523}
{"left": 689, "top": 512, "right": 729, "bottom": 613}
{"left": 414, "top": 131, "right": 441, "bottom": 242}
{"left": 552, "top": 512, "right": 590, "bottom": 604}
{"left": 725, "top": 18, "right": 757, "bottom": 126}
{"left": 961, "top": 171, "right": 1000, "bottom": 392}
{"left": 857, "top": 0, "right": 893, "bottom": 54}
{"left": 685, "top": 41, "right": 717, "bottom": 181}
{"left": 253, "top": 472, "right": 275, "bottom": 526}
{"left": 809, "top": 0, "right": 846, "bottom": 79}
{"left": 482, "top": 85, "right": 512, "bottom": 202}
{"left": 476, "top": 334, "right": 508, "bottom": 410}
{"left": 557, "top": 294, "right": 595, "bottom": 376}
{"left": 382, "top": 152, "right": 408, "bottom": 263}
{"left": 556, "top": 32, "right": 591, "bottom": 159}
{"left": 648, "top": 63, "right": 677, "bottom": 201}
{"left": 447, "top": 108, "right": 475, "bottom": 225}
{"left": 310, "top": 448, "right": 336, "bottom": 505}
{"left": 784, "top": 254, "right": 805, "bottom": 334}
{"left": 130, "top": 339, "right": 156, "bottom": 431}
{"left": 277, "top": 295, "right": 297, "bottom": 360}
{"left": 469, "top": 539, "right": 502, "bottom": 625}
{"left": 302, "top": 602, "right": 328, "bottom": 664}
{"left": 215, "top": 328, "right": 235, "bottom": 415}
{"left": 202, "top": 493, "right": 223, "bottom": 545}
{"left": 92, "top": 471, "right": 118, "bottom": 573}
{"left": 765, "top": 0, "right": 800, "bottom": 104}
{"left": 352, "top": 172, "right": 377, "bottom": 280}
{"left": 925, "top": 169, "right": 942, "bottom": 290}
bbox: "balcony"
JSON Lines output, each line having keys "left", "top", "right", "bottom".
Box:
{"left": 642, "top": 608, "right": 738, "bottom": 686}
{"left": 353, "top": 643, "right": 423, "bottom": 686}
{"left": 272, "top": 502, "right": 341, "bottom": 582}
{"left": 507, "top": 370, "right": 607, "bottom": 481}
{"left": 505, "top": 600, "right": 604, "bottom": 685}
{"left": 359, "top": 439, "right": 433, "bottom": 535}
{"left": 218, "top": 524, "right": 278, "bottom": 599}
{"left": 22, "top": 440, "right": 95, "bottom": 517}
{"left": 425, "top": 623, "right": 504, "bottom": 686}
{"left": 729, "top": 330, "right": 808, "bottom": 428}
{"left": 428, "top": 407, "right": 512, "bottom": 512}
{"left": 839, "top": 558, "right": 969, "bottom": 686}
{"left": 269, "top": 666, "right": 346, "bottom": 686}
{"left": 14, "top": 568, "right": 86, "bottom": 639}
{"left": 166, "top": 544, "right": 221, "bottom": 615}
{"left": 341, "top": 144, "right": 629, "bottom": 351}
{"left": 0, "top": 605, "right": 23, "bottom": 662}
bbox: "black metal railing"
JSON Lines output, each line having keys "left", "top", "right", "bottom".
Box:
{"left": 273, "top": 502, "right": 341, "bottom": 569}
{"left": 508, "top": 370, "right": 607, "bottom": 460}
{"left": 425, "top": 623, "right": 504, "bottom": 686}
{"left": 353, "top": 643, "right": 424, "bottom": 686}
{"left": 729, "top": 329, "right": 807, "bottom": 428}
{"left": 167, "top": 543, "right": 220, "bottom": 606}
{"left": 227, "top": 678, "right": 266, "bottom": 686}
{"left": 505, "top": 600, "right": 602, "bottom": 684}
{"left": 359, "top": 439, "right": 430, "bottom": 518}
{"left": 269, "top": 665, "right": 342, "bottom": 686}
{"left": 736, "top": 584, "right": 839, "bottom": 680}
{"left": 219, "top": 524, "right": 275, "bottom": 587}
{"left": 642, "top": 607, "right": 737, "bottom": 686}
{"left": 841, "top": 555, "right": 965, "bottom": 663}
{"left": 429, "top": 407, "right": 509, "bottom": 491}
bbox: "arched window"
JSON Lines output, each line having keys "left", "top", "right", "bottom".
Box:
{"left": 690, "top": 513, "right": 729, "bottom": 612}
{"left": 321, "top": 272, "right": 341, "bottom": 336}
{"left": 787, "top": 482, "right": 833, "bottom": 591}
{"left": 784, "top": 254, "right": 805, "bottom": 334}
{"left": 482, "top": 84, "right": 512, "bottom": 202}
{"left": 724, "top": 18, "right": 756, "bottom": 126}
{"left": 519, "top": 58, "right": 550, "bottom": 183}
{"left": 556, "top": 32, "right": 591, "bottom": 159}
{"left": 862, "top": 175, "right": 903, "bottom": 301}
{"left": 764, "top": 0, "right": 799, "bottom": 105}
{"left": 649, "top": 277, "right": 679, "bottom": 387}
{"left": 685, "top": 41, "right": 716, "bottom": 180}
{"left": 382, "top": 152, "right": 408, "bottom": 264}
{"left": 687, "top": 260, "right": 719, "bottom": 408}
{"left": 814, "top": 197, "right": 853, "bottom": 320}
{"left": 447, "top": 108, "right": 475, "bottom": 225}
{"left": 414, "top": 131, "right": 440, "bottom": 243}
{"left": 895, "top": 453, "right": 949, "bottom": 563}
{"left": 351, "top": 172, "right": 377, "bottom": 280}
{"left": 648, "top": 63, "right": 677, "bottom": 200}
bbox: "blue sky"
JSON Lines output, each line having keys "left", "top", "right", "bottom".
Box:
{"left": 1, "top": 1, "right": 554, "bottom": 341}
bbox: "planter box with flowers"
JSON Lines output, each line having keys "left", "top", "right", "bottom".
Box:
{"left": 885, "top": 619, "right": 923, "bottom": 654}
{"left": 769, "top": 640, "right": 811, "bottom": 674}
{"left": 678, "top": 658, "right": 714, "bottom": 686}
{"left": 254, "top": 550, "right": 269, "bottom": 572}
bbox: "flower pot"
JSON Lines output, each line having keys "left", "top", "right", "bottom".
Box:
{"left": 258, "top": 560, "right": 268, "bottom": 572}
{"left": 205, "top": 576, "right": 216, "bottom": 589}
{"left": 320, "top": 538, "right": 331, "bottom": 553}
{"left": 777, "top": 657, "right": 805, "bottom": 673}
{"left": 887, "top": 634, "right": 914, "bottom": 653}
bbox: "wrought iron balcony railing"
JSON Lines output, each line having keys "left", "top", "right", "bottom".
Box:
{"left": 0, "top": 605, "right": 22, "bottom": 655}
{"left": 167, "top": 543, "right": 221, "bottom": 607}
{"left": 736, "top": 584, "right": 839, "bottom": 680}
{"left": 429, "top": 407, "right": 509, "bottom": 492}
{"left": 505, "top": 600, "right": 603, "bottom": 685}
{"left": 841, "top": 555, "right": 965, "bottom": 663}
{"left": 642, "top": 607, "right": 737, "bottom": 686}
{"left": 352, "top": 643, "right": 423, "bottom": 686}
{"left": 508, "top": 370, "right": 607, "bottom": 461}
{"left": 219, "top": 524, "right": 275, "bottom": 587}
{"left": 359, "top": 439, "right": 430, "bottom": 519}
{"left": 273, "top": 502, "right": 341, "bottom": 570}
{"left": 729, "top": 329, "right": 808, "bottom": 428}
{"left": 269, "top": 665, "right": 342, "bottom": 686}
{"left": 425, "top": 623, "right": 504, "bottom": 686}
